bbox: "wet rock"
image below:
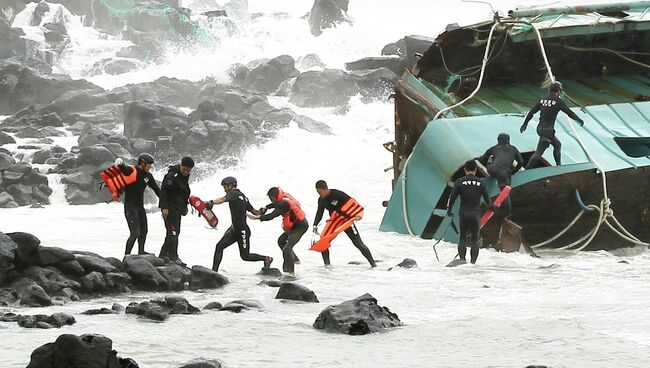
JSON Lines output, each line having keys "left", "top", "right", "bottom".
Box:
{"left": 178, "top": 358, "right": 227, "bottom": 368}
{"left": 256, "top": 267, "right": 282, "bottom": 278}
{"left": 313, "top": 293, "right": 402, "bottom": 335}
{"left": 276, "top": 283, "right": 319, "bottom": 303}
{"left": 123, "top": 256, "right": 170, "bottom": 290}
{"left": 112, "top": 303, "right": 125, "bottom": 313}
{"left": 18, "top": 313, "right": 75, "bottom": 328}
{"left": 345, "top": 56, "right": 405, "bottom": 76}
{"left": 0, "top": 192, "right": 16, "bottom": 208}
{"left": 396, "top": 258, "right": 418, "bottom": 269}
{"left": 0, "top": 288, "right": 19, "bottom": 305}
{"left": 290, "top": 69, "right": 360, "bottom": 108}
{"left": 0, "top": 60, "right": 101, "bottom": 115}
{"left": 9, "top": 231, "right": 41, "bottom": 268}
{"left": 38, "top": 246, "right": 75, "bottom": 266}
{"left": 80, "top": 271, "right": 106, "bottom": 293}
{"left": 104, "top": 272, "right": 132, "bottom": 293}
{"left": 0, "top": 152, "right": 16, "bottom": 171}
{"left": 135, "top": 301, "right": 170, "bottom": 321}
{"left": 308, "top": 0, "right": 350, "bottom": 36}
{"left": 20, "top": 283, "right": 52, "bottom": 307}
{"left": 351, "top": 67, "right": 398, "bottom": 100}
{"left": 105, "top": 257, "right": 123, "bottom": 270}
{"left": 297, "top": 54, "right": 326, "bottom": 70}
{"left": 0, "top": 131, "right": 16, "bottom": 145}
{"left": 381, "top": 35, "right": 433, "bottom": 72}
{"left": 26, "top": 333, "right": 126, "bottom": 368}
{"left": 0, "top": 232, "right": 18, "bottom": 283}
{"left": 258, "top": 280, "right": 284, "bottom": 288}
{"left": 75, "top": 254, "right": 118, "bottom": 274}
{"left": 220, "top": 299, "right": 263, "bottom": 313}
{"left": 82, "top": 308, "right": 118, "bottom": 315}
{"left": 32, "top": 149, "right": 53, "bottom": 164}
{"left": 25, "top": 266, "right": 81, "bottom": 294}
{"left": 55, "top": 259, "right": 85, "bottom": 276}
{"left": 189, "top": 266, "right": 229, "bottom": 290}
{"left": 89, "top": 57, "right": 141, "bottom": 76}
{"left": 0, "top": 312, "right": 20, "bottom": 322}
{"left": 162, "top": 295, "right": 200, "bottom": 315}
{"left": 204, "top": 301, "right": 223, "bottom": 310}
{"left": 123, "top": 100, "right": 188, "bottom": 140}
{"left": 156, "top": 264, "right": 190, "bottom": 291}
{"left": 241, "top": 55, "right": 299, "bottom": 94}
{"left": 129, "top": 254, "right": 166, "bottom": 267}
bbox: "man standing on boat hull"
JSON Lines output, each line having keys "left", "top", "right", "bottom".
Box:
{"left": 447, "top": 160, "right": 493, "bottom": 264}
{"left": 520, "top": 81, "right": 585, "bottom": 169}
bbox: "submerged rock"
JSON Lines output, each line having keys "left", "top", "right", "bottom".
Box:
{"left": 220, "top": 299, "right": 263, "bottom": 313}
{"left": 313, "top": 293, "right": 402, "bottom": 335}
{"left": 178, "top": 358, "right": 227, "bottom": 368}
{"left": 275, "top": 283, "right": 319, "bottom": 303}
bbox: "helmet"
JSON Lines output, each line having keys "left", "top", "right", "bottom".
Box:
{"left": 549, "top": 81, "right": 563, "bottom": 92}
{"left": 221, "top": 176, "right": 237, "bottom": 186}
{"left": 137, "top": 153, "right": 154, "bottom": 165}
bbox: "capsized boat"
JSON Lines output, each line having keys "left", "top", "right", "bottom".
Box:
{"left": 380, "top": 1, "right": 650, "bottom": 251}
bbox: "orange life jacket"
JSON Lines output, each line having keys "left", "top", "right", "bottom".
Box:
{"left": 100, "top": 165, "right": 138, "bottom": 201}
{"left": 276, "top": 187, "right": 305, "bottom": 231}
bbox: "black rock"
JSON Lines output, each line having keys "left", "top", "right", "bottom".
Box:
{"left": 38, "top": 246, "right": 75, "bottom": 266}
{"left": 8, "top": 231, "right": 40, "bottom": 267}
{"left": 308, "top": 0, "right": 350, "bottom": 36}
{"left": 396, "top": 258, "right": 417, "bottom": 269}
{"left": 26, "top": 333, "right": 124, "bottom": 368}
{"left": 256, "top": 267, "right": 282, "bottom": 278}
{"left": 0, "top": 288, "right": 18, "bottom": 306}
{"left": 55, "top": 260, "right": 86, "bottom": 276}
{"left": 156, "top": 264, "right": 190, "bottom": 291}
{"left": 313, "top": 293, "right": 402, "bottom": 335}
{"left": 163, "top": 295, "right": 200, "bottom": 314}
{"left": 0, "top": 232, "right": 18, "bottom": 283}
{"left": 178, "top": 358, "right": 226, "bottom": 368}
{"left": 123, "top": 256, "right": 170, "bottom": 290}
{"left": 290, "top": 69, "right": 359, "bottom": 108}
{"left": 189, "top": 266, "right": 229, "bottom": 290}
{"left": 19, "top": 283, "right": 52, "bottom": 307}
{"left": 276, "top": 283, "right": 319, "bottom": 303}
{"left": 112, "top": 303, "right": 125, "bottom": 313}
{"left": 203, "top": 301, "right": 223, "bottom": 310}
{"left": 241, "top": 55, "right": 299, "bottom": 94}
{"left": 24, "top": 266, "right": 81, "bottom": 294}
{"left": 81, "top": 308, "right": 118, "bottom": 315}
{"left": 74, "top": 254, "right": 117, "bottom": 274}
{"left": 0, "top": 312, "right": 20, "bottom": 322}
{"left": 135, "top": 301, "right": 170, "bottom": 321}
{"left": 80, "top": 271, "right": 106, "bottom": 293}
{"left": 104, "top": 272, "right": 133, "bottom": 293}
{"left": 258, "top": 280, "right": 284, "bottom": 288}
{"left": 220, "top": 299, "right": 263, "bottom": 313}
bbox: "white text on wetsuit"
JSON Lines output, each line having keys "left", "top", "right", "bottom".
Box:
{"left": 540, "top": 99, "right": 557, "bottom": 107}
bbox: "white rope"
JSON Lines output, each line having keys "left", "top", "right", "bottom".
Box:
{"left": 400, "top": 154, "right": 415, "bottom": 235}
{"left": 434, "top": 22, "right": 500, "bottom": 120}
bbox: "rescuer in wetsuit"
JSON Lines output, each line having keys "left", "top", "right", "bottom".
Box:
{"left": 207, "top": 176, "right": 273, "bottom": 272}
{"left": 249, "top": 187, "right": 308, "bottom": 276}
{"left": 115, "top": 153, "right": 160, "bottom": 256}
{"left": 447, "top": 160, "right": 493, "bottom": 264}
{"left": 520, "top": 81, "right": 585, "bottom": 168}
{"left": 313, "top": 180, "right": 376, "bottom": 267}
{"left": 477, "top": 133, "right": 523, "bottom": 215}
{"left": 159, "top": 156, "right": 194, "bottom": 266}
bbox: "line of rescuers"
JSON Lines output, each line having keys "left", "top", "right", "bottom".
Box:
{"left": 110, "top": 154, "right": 376, "bottom": 277}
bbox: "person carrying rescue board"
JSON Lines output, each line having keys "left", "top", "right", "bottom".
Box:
{"left": 446, "top": 160, "right": 494, "bottom": 265}
{"left": 102, "top": 153, "right": 160, "bottom": 256}
{"left": 312, "top": 180, "right": 377, "bottom": 268}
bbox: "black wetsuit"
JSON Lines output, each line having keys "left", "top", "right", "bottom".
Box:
{"left": 212, "top": 189, "right": 267, "bottom": 272}
{"left": 523, "top": 94, "right": 584, "bottom": 168}
{"left": 260, "top": 201, "right": 308, "bottom": 273}
{"left": 158, "top": 165, "right": 190, "bottom": 261}
{"left": 118, "top": 164, "right": 160, "bottom": 255}
{"left": 478, "top": 134, "right": 523, "bottom": 214}
{"left": 314, "top": 189, "right": 376, "bottom": 266}
{"left": 447, "top": 174, "right": 491, "bottom": 264}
